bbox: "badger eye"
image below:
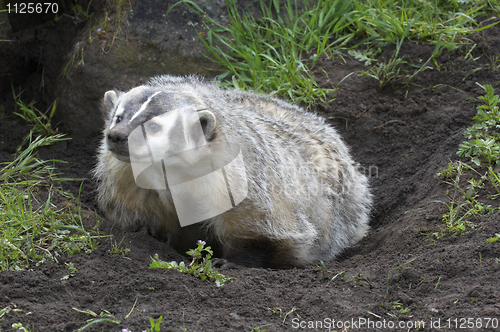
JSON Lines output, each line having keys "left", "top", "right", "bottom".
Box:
{"left": 147, "top": 122, "right": 160, "bottom": 132}
{"left": 116, "top": 116, "right": 122, "bottom": 124}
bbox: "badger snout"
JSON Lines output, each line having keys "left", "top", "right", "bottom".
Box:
{"left": 107, "top": 130, "right": 131, "bottom": 162}
{"left": 108, "top": 131, "right": 128, "bottom": 144}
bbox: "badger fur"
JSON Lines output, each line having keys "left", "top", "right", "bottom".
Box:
{"left": 94, "top": 75, "right": 372, "bottom": 268}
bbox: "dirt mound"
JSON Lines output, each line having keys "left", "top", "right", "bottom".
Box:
{"left": 1, "top": 22, "right": 500, "bottom": 332}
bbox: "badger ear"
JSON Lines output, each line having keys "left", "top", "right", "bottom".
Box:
{"left": 198, "top": 110, "right": 216, "bottom": 141}
{"left": 103, "top": 90, "right": 118, "bottom": 113}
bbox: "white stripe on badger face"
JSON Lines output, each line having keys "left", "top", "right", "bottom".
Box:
{"left": 130, "top": 91, "right": 163, "bottom": 122}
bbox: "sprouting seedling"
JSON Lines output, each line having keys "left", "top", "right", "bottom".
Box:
{"left": 149, "top": 240, "right": 233, "bottom": 287}
{"left": 146, "top": 316, "right": 163, "bottom": 332}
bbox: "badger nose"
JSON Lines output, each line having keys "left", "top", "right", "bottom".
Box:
{"left": 107, "top": 132, "right": 128, "bottom": 144}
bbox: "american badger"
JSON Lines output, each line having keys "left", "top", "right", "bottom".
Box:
{"left": 94, "top": 75, "right": 371, "bottom": 268}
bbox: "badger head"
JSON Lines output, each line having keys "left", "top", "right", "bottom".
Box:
{"left": 103, "top": 85, "right": 248, "bottom": 222}
{"left": 103, "top": 86, "right": 217, "bottom": 164}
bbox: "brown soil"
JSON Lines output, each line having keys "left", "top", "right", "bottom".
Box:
{"left": 1, "top": 21, "right": 500, "bottom": 332}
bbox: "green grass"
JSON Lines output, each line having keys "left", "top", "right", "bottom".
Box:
{"left": 168, "top": 0, "right": 499, "bottom": 104}
{"left": 433, "top": 84, "right": 500, "bottom": 238}
{"left": 0, "top": 132, "right": 98, "bottom": 270}
{"left": 170, "top": 0, "right": 352, "bottom": 105}
{"left": 12, "top": 86, "right": 60, "bottom": 153}
{"left": 13, "top": 92, "right": 58, "bottom": 139}
{"left": 359, "top": 37, "right": 407, "bottom": 88}
{"left": 351, "top": 0, "right": 498, "bottom": 48}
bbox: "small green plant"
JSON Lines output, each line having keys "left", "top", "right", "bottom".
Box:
{"left": 12, "top": 85, "right": 59, "bottom": 152}
{"left": 383, "top": 300, "right": 411, "bottom": 315}
{"left": 348, "top": 47, "right": 380, "bottom": 66}
{"left": 267, "top": 307, "right": 297, "bottom": 324}
{"left": 0, "top": 305, "right": 12, "bottom": 319}
{"left": 316, "top": 260, "right": 329, "bottom": 273}
{"left": 109, "top": 236, "right": 131, "bottom": 258}
{"left": 250, "top": 324, "right": 271, "bottom": 332}
{"left": 12, "top": 323, "right": 34, "bottom": 332}
{"left": 434, "top": 199, "right": 478, "bottom": 238}
{"left": 145, "top": 316, "right": 163, "bottom": 332}
{"left": 485, "top": 233, "right": 500, "bottom": 243}
{"left": 486, "top": 53, "right": 500, "bottom": 71}
{"left": 346, "top": 272, "right": 373, "bottom": 288}
{"left": 149, "top": 240, "right": 233, "bottom": 287}
{"left": 316, "top": 261, "right": 347, "bottom": 286}
{"left": 174, "top": 312, "right": 202, "bottom": 332}
{"left": 62, "top": 42, "right": 86, "bottom": 78}
{"left": 458, "top": 84, "right": 500, "bottom": 166}
{"left": 434, "top": 277, "right": 441, "bottom": 289}
{"left": 61, "top": 0, "right": 130, "bottom": 77}
{"left": 61, "top": 262, "right": 78, "bottom": 282}
{"left": 73, "top": 308, "right": 120, "bottom": 331}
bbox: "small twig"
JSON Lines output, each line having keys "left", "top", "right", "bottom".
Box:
{"left": 124, "top": 297, "right": 138, "bottom": 319}
{"left": 34, "top": 244, "right": 59, "bottom": 263}
{"left": 373, "top": 120, "right": 406, "bottom": 130}
{"left": 34, "top": 244, "right": 51, "bottom": 255}
{"left": 356, "top": 109, "right": 368, "bottom": 118}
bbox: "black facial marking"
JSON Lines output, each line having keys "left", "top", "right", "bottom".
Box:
{"left": 198, "top": 114, "right": 216, "bottom": 141}
{"left": 199, "top": 117, "right": 208, "bottom": 132}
